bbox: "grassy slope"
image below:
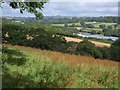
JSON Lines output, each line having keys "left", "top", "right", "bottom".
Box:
{"left": 3, "top": 44, "right": 119, "bottom": 88}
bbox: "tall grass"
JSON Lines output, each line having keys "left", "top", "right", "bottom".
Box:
{"left": 2, "top": 45, "right": 119, "bottom": 88}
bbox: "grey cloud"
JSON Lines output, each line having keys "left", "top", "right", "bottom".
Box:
{"left": 1, "top": 2, "right": 118, "bottom": 17}
{"left": 43, "top": 2, "right": 118, "bottom": 16}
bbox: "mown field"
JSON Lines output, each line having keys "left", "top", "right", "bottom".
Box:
{"left": 64, "top": 37, "right": 111, "bottom": 47}
{"left": 2, "top": 44, "right": 119, "bottom": 88}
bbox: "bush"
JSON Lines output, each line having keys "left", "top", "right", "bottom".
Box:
{"left": 110, "top": 39, "right": 120, "bottom": 61}
{"left": 2, "top": 46, "right": 118, "bottom": 88}
{"left": 97, "top": 47, "right": 111, "bottom": 59}
{"left": 85, "top": 24, "right": 94, "bottom": 28}
{"left": 2, "top": 47, "right": 76, "bottom": 88}
{"left": 76, "top": 39, "right": 102, "bottom": 59}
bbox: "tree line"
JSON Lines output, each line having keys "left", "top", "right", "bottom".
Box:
{"left": 2, "top": 22, "right": 120, "bottom": 62}
{"left": 42, "top": 16, "right": 118, "bottom": 24}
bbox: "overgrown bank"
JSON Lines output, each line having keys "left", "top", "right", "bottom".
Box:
{"left": 2, "top": 45, "right": 119, "bottom": 88}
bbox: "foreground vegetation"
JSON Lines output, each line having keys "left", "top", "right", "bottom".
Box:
{"left": 2, "top": 45, "right": 119, "bottom": 88}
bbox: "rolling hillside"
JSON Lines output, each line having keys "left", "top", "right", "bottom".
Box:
{"left": 2, "top": 44, "right": 119, "bottom": 88}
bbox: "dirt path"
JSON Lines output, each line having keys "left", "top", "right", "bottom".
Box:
{"left": 64, "top": 37, "right": 111, "bottom": 47}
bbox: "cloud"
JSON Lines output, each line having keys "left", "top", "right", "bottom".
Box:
{"left": 42, "top": 2, "right": 118, "bottom": 16}
{"left": 1, "top": 1, "right": 118, "bottom": 17}
{"left": 1, "top": 3, "right": 34, "bottom": 17}
{"left": 50, "top": 0, "right": 119, "bottom": 2}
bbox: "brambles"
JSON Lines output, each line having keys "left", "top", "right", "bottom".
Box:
{"left": 2, "top": 45, "right": 119, "bottom": 88}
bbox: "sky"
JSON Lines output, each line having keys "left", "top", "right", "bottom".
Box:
{"left": 1, "top": 0, "right": 119, "bottom": 17}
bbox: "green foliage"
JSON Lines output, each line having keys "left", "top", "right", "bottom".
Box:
{"left": 64, "top": 23, "right": 68, "bottom": 27}
{"left": 4, "top": 1, "right": 48, "bottom": 19}
{"left": 2, "top": 47, "right": 75, "bottom": 88}
{"left": 110, "top": 39, "right": 120, "bottom": 61}
{"left": 2, "top": 46, "right": 119, "bottom": 88}
{"left": 46, "top": 16, "right": 118, "bottom": 24}
{"left": 2, "top": 18, "right": 119, "bottom": 61}
{"left": 91, "top": 30, "right": 97, "bottom": 34}
{"left": 97, "top": 47, "right": 111, "bottom": 59}
{"left": 85, "top": 24, "right": 94, "bottom": 28}
{"left": 102, "top": 28, "right": 119, "bottom": 37}
{"left": 80, "top": 20, "right": 85, "bottom": 27}
{"left": 108, "top": 25, "right": 113, "bottom": 29}
{"left": 76, "top": 39, "right": 102, "bottom": 59}
{"left": 99, "top": 24, "right": 106, "bottom": 29}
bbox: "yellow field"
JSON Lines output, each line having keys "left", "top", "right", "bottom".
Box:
{"left": 64, "top": 37, "right": 111, "bottom": 47}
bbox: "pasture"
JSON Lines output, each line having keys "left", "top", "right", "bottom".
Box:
{"left": 51, "top": 22, "right": 116, "bottom": 27}
{"left": 51, "top": 22, "right": 117, "bottom": 34}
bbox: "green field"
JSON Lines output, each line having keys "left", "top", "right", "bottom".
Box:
{"left": 51, "top": 24, "right": 65, "bottom": 27}
{"left": 2, "top": 45, "right": 119, "bottom": 88}
{"left": 85, "top": 22, "right": 116, "bottom": 27}
{"left": 81, "top": 27, "right": 102, "bottom": 32}
{"left": 51, "top": 22, "right": 116, "bottom": 27}
{"left": 51, "top": 22, "right": 117, "bottom": 33}
{"left": 51, "top": 23, "right": 80, "bottom": 27}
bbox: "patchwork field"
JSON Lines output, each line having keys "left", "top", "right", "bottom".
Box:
{"left": 85, "top": 22, "right": 116, "bottom": 28}
{"left": 51, "top": 22, "right": 117, "bottom": 35}
{"left": 51, "top": 22, "right": 116, "bottom": 27}
{"left": 2, "top": 44, "right": 119, "bottom": 88}
{"left": 64, "top": 37, "right": 111, "bottom": 47}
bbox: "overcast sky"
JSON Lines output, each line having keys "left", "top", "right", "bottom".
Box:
{"left": 1, "top": 0, "right": 119, "bottom": 17}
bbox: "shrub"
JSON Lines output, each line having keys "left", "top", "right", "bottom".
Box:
{"left": 76, "top": 39, "right": 102, "bottom": 59}
{"left": 97, "top": 47, "right": 111, "bottom": 59}
{"left": 110, "top": 39, "right": 120, "bottom": 61}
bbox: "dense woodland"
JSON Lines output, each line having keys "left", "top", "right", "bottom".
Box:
{"left": 2, "top": 17, "right": 120, "bottom": 61}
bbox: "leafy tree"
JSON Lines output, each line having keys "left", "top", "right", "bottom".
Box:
{"left": 85, "top": 24, "right": 94, "bottom": 28}
{"left": 99, "top": 25, "right": 106, "bottom": 29}
{"left": 64, "top": 23, "right": 68, "bottom": 27}
{"left": 103, "top": 27, "right": 119, "bottom": 37}
{"left": 114, "top": 24, "right": 118, "bottom": 29}
{"left": 1, "top": 1, "right": 48, "bottom": 19}
{"left": 110, "top": 38, "right": 120, "bottom": 61}
{"left": 91, "top": 30, "right": 97, "bottom": 34}
{"left": 107, "top": 25, "right": 113, "bottom": 29}
{"left": 102, "top": 28, "right": 111, "bottom": 36}
{"left": 97, "top": 31, "right": 104, "bottom": 34}
{"left": 97, "top": 47, "right": 110, "bottom": 59}
{"left": 71, "top": 23, "right": 76, "bottom": 27}
{"left": 76, "top": 39, "right": 102, "bottom": 59}
{"left": 80, "top": 20, "right": 85, "bottom": 27}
